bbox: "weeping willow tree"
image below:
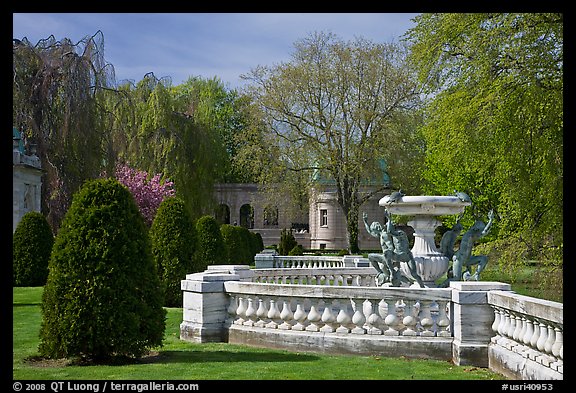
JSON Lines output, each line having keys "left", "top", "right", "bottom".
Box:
{"left": 107, "top": 74, "right": 230, "bottom": 219}
{"left": 13, "top": 31, "right": 117, "bottom": 232}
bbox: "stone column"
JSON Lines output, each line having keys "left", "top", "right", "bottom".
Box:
{"left": 180, "top": 265, "right": 254, "bottom": 343}
{"left": 450, "top": 281, "right": 512, "bottom": 366}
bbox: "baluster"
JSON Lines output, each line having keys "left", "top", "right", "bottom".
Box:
{"left": 523, "top": 318, "right": 535, "bottom": 345}
{"left": 419, "top": 300, "right": 435, "bottom": 337}
{"left": 343, "top": 275, "right": 351, "bottom": 286}
{"left": 512, "top": 313, "right": 523, "bottom": 341}
{"left": 544, "top": 324, "right": 556, "bottom": 355}
{"left": 255, "top": 297, "right": 269, "bottom": 328}
{"left": 366, "top": 299, "right": 382, "bottom": 335}
{"left": 536, "top": 321, "right": 548, "bottom": 352}
{"left": 497, "top": 309, "right": 508, "bottom": 336}
{"left": 381, "top": 299, "right": 399, "bottom": 336}
{"left": 227, "top": 295, "right": 238, "bottom": 325}
{"left": 320, "top": 300, "right": 337, "bottom": 332}
{"left": 402, "top": 299, "right": 418, "bottom": 336}
{"left": 529, "top": 318, "right": 540, "bottom": 348}
{"left": 551, "top": 327, "right": 563, "bottom": 359}
{"left": 243, "top": 297, "right": 256, "bottom": 326}
{"left": 501, "top": 310, "right": 511, "bottom": 337}
{"left": 265, "top": 298, "right": 281, "bottom": 329}
{"left": 336, "top": 299, "right": 352, "bottom": 334}
{"left": 349, "top": 274, "right": 357, "bottom": 286}
{"left": 279, "top": 298, "right": 295, "bottom": 330}
{"left": 292, "top": 299, "right": 308, "bottom": 331}
{"left": 506, "top": 313, "right": 516, "bottom": 338}
{"left": 235, "top": 296, "right": 246, "bottom": 325}
{"left": 351, "top": 299, "right": 367, "bottom": 334}
{"left": 517, "top": 316, "right": 527, "bottom": 343}
{"left": 305, "top": 300, "right": 323, "bottom": 332}
{"left": 436, "top": 300, "right": 451, "bottom": 337}
{"left": 491, "top": 307, "right": 501, "bottom": 333}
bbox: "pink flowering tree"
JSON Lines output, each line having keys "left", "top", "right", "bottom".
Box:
{"left": 114, "top": 164, "right": 176, "bottom": 226}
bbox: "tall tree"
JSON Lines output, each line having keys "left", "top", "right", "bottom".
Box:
{"left": 241, "top": 31, "right": 424, "bottom": 252}
{"left": 13, "top": 31, "right": 116, "bottom": 231}
{"left": 406, "top": 14, "right": 562, "bottom": 267}
{"left": 107, "top": 74, "right": 229, "bottom": 219}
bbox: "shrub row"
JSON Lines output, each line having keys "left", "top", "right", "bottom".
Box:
{"left": 14, "top": 178, "right": 267, "bottom": 361}
{"left": 13, "top": 182, "right": 265, "bottom": 308}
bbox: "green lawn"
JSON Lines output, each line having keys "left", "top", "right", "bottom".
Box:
{"left": 13, "top": 287, "right": 505, "bottom": 380}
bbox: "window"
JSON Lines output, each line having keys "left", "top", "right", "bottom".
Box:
{"left": 320, "top": 209, "right": 328, "bottom": 227}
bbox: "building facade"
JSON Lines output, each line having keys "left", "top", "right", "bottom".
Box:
{"left": 13, "top": 128, "right": 43, "bottom": 232}
{"left": 213, "top": 182, "right": 389, "bottom": 251}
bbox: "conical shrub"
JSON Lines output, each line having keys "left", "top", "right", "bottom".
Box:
{"left": 39, "top": 178, "right": 166, "bottom": 360}
{"left": 150, "top": 197, "right": 196, "bottom": 307}
{"left": 12, "top": 211, "right": 54, "bottom": 287}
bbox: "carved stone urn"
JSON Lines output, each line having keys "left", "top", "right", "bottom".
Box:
{"left": 379, "top": 195, "right": 470, "bottom": 287}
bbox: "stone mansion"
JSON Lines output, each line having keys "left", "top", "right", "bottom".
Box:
{"left": 213, "top": 176, "right": 391, "bottom": 251}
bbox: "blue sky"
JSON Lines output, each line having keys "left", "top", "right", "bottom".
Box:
{"left": 12, "top": 13, "right": 420, "bottom": 90}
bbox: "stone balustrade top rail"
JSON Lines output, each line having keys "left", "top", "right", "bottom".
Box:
{"left": 224, "top": 280, "right": 452, "bottom": 302}
{"left": 488, "top": 290, "right": 563, "bottom": 326}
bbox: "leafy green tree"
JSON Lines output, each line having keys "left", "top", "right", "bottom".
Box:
{"left": 12, "top": 211, "right": 54, "bottom": 287}
{"left": 39, "top": 178, "right": 166, "bottom": 360}
{"left": 405, "top": 13, "right": 562, "bottom": 274}
{"left": 241, "top": 31, "right": 425, "bottom": 253}
{"left": 150, "top": 197, "right": 196, "bottom": 307}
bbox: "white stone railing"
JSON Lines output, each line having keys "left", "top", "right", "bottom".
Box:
{"left": 180, "top": 265, "right": 563, "bottom": 380}
{"left": 224, "top": 281, "right": 452, "bottom": 338}
{"left": 254, "top": 253, "right": 372, "bottom": 269}
{"left": 488, "top": 290, "right": 563, "bottom": 380}
{"left": 251, "top": 267, "right": 377, "bottom": 287}
{"left": 264, "top": 255, "right": 346, "bottom": 268}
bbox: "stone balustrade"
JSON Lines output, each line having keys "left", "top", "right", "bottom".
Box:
{"left": 180, "top": 264, "right": 563, "bottom": 380}
{"left": 225, "top": 281, "right": 452, "bottom": 335}
{"left": 255, "top": 253, "right": 373, "bottom": 269}
{"left": 487, "top": 290, "right": 563, "bottom": 380}
{"left": 223, "top": 280, "right": 453, "bottom": 359}
{"left": 276, "top": 255, "right": 345, "bottom": 268}
{"left": 251, "top": 267, "right": 377, "bottom": 287}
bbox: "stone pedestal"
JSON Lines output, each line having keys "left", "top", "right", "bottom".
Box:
{"left": 180, "top": 266, "right": 253, "bottom": 343}
{"left": 450, "top": 281, "right": 512, "bottom": 366}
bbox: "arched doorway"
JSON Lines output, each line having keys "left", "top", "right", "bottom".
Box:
{"left": 215, "top": 204, "right": 230, "bottom": 225}
{"left": 239, "top": 204, "right": 254, "bottom": 229}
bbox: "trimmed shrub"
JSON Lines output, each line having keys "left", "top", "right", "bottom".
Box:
{"left": 221, "top": 224, "right": 250, "bottom": 265}
{"left": 195, "top": 215, "right": 227, "bottom": 270}
{"left": 288, "top": 244, "right": 304, "bottom": 256}
{"left": 249, "top": 231, "right": 265, "bottom": 260}
{"left": 39, "top": 178, "right": 166, "bottom": 360}
{"left": 150, "top": 197, "right": 196, "bottom": 307}
{"left": 278, "top": 228, "right": 298, "bottom": 255}
{"left": 13, "top": 211, "right": 54, "bottom": 287}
